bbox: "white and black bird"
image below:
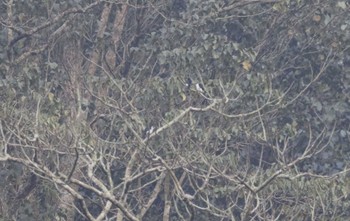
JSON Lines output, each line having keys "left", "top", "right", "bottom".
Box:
{"left": 145, "top": 126, "right": 155, "bottom": 137}
{"left": 185, "top": 78, "right": 208, "bottom": 97}
{"left": 185, "top": 78, "right": 192, "bottom": 88}
{"left": 195, "top": 83, "right": 205, "bottom": 94}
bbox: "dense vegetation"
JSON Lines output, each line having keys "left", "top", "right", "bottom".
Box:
{"left": 1, "top": 0, "right": 350, "bottom": 220}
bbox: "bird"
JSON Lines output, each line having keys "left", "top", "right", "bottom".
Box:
{"left": 185, "top": 78, "right": 208, "bottom": 97}
{"left": 145, "top": 126, "right": 155, "bottom": 138}
{"left": 185, "top": 78, "right": 192, "bottom": 88}
{"left": 195, "top": 83, "right": 205, "bottom": 94}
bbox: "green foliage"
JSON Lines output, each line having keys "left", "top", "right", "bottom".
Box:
{"left": 1, "top": 0, "right": 350, "bottom": 220}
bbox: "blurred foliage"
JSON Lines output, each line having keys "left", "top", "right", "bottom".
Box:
{"left": 1, "top": 0, "right": 350, "bottom": 220}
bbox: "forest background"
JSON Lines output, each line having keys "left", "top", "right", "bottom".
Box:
{"left": 1, "top": 0, "right": 350, "bottom": 220}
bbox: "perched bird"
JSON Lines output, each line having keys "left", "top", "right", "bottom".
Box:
{"left": 195, "top": 83, "right": 205, "bottom": 94}
{"left": 185, "top": 78, "right": 192, "bottom": 88}
{"left": 186, "top": 78, "right": 208, "bottom": 97}
{"left": 144, "top": 126, "right": 155, "bottom": 138}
